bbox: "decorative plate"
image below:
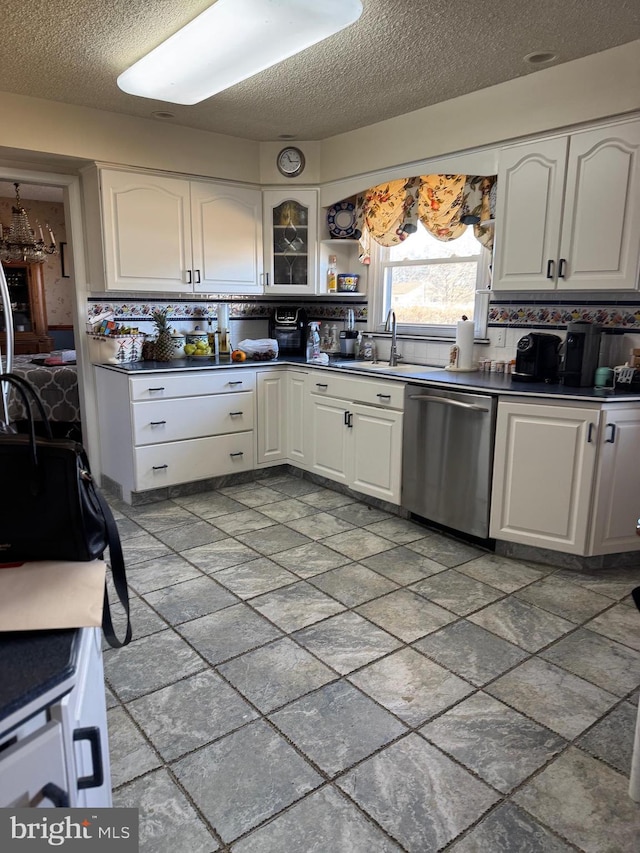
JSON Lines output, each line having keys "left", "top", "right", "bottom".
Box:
{"left": 327, "top": 201, "right": 356, "bottom": 239}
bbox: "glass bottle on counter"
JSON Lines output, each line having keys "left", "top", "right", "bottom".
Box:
{"left": 327, "top": 255, "right": 337, "bottom": 293}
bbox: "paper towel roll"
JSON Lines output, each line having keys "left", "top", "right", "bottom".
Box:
{"left": 217, "top": 302, "right": 230, "bottom": 329}
{"left": 455, "top": 319, "right": 474, "bottom": 370}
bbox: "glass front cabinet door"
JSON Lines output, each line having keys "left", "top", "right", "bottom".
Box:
{"left": 263, "top": 190, "right": 318, "bottom": 294}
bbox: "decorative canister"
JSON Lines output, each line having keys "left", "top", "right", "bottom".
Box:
{"left": 171, "top": 331, "right": 186, "bottom": 358}
{"left": 186, "top": 328, "right": 209, "bottom": 347}
{"left": 337, "top": 273, "right": 359, "bottom": 292}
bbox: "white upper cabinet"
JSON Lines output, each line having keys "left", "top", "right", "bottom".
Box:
{"left": 492, "top": 137, "right": 568, "bottom": 291}
{"left": 263, "top": 189, "right": 318, "bottom": 294}
{"left": 191, "top": 182, "right": 263, "bottom": 294}
{"left": 101, "top": 170, "right": 192, "bottom": 292}
{"left": 560, "top": 123, "right": 640, "bottom": 290}
{"left": 493, "top": 119, "right": 640, "bottom": 291}
{"left": 98, "top": 169, "right": 262, "bottom": 294}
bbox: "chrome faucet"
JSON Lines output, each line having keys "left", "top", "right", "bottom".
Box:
{"left": 385, "top": 309, "right": 401, "bottom": 366}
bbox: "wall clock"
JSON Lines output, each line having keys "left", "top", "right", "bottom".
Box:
{"left": 276, "top": 146, "right": 305, "bottom": 178}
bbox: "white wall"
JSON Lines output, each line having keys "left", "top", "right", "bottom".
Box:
{"left": 319, "top": 40, "right": 640, "bottom": 185}
{"left": 0, "top": 92, "right": 259, "bottom": 183}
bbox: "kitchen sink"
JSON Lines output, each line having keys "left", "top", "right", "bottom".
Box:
{"left": 335, "top": 361, "right": 445, "bottom": 374}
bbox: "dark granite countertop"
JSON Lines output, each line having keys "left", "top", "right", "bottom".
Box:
{"left": 0, "top": 629, "right": 79, "bottom": 735}
{"left": 95, "top": 358, "right": 640, "bottom": 403}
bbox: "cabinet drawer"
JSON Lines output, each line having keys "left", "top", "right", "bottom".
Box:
{"left": 134, "top": 431, "right": 255, "bottom": 490}
{"left": 0, "top": 720, "right": 68, "bottom": 808}
{"left": 132, "top": 392, "right": 254, "bottom": 445}
{"left": 310, "top": 372, "right": 404, "bottom": 408}
{"left": 129, "top": 368, "right": 255, "bottom": 401}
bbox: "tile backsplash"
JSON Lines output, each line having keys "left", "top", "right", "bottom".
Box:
{"left": 488, "top": 300, "right": 640, "bottom": 330}
{"left": 87, "top": 294, "right": 640, "bottom": 370}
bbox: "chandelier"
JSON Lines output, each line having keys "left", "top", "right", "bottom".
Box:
{"left": 0, "top": 183, "right": 57, "bottom": 264}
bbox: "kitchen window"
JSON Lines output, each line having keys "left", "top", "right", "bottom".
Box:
{"left": 372, "top": 221, "right": 491, "bottom": 338}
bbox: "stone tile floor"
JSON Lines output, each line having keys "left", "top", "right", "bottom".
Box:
{"left": 103, "top": 473, "right": 640, "bottom": 852}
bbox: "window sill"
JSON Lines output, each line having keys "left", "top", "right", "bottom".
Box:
{"left": 374, "top": 331, "right": 490, "bottom": 345}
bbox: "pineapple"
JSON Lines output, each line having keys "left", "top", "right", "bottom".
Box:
{"left": 152, "top": 309, "right": 174, "bottom": 361}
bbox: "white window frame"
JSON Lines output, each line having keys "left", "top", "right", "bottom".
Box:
{"left": 369, "top": 230, "right": 491, "bottom": 340}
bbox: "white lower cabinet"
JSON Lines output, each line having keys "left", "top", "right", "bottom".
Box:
{"left": 490, "top": 398, "right": 640, "bottom": 556}
{"left": 134, "top": 431, "right": 255, "bottom": 491}
{"left": 256, "top": 369, "right": 288, "bottom": 465}
{"left": 310, "top": 395, "right": 350, "bottom": 485}
{"left": 95, "top": 363, "right": 639, "bottom": 558}
{"left": 590, "top": 406, "right": 640, "bottom": 555}
{"left": 309, "top": 385, "right": 403, "bottom": 504}
{"left": 256, "top": 368, "right": 311, "bottom": 467}
{"left": 0, "top": 721, "right": 69, "bottom": 808}
{"left": 350, "top": 403, "right": 403, "bottom": 502}
{"left": 287, "top": 370, "right": 309, "bottom": 467}
{"left": 49, "top": 629, "right": 111, "bottom": 808}
{"left": 96, "top": 366, "right": 256, "bottom": 501}
{"left": 0, "top": 629, "right": 111, "bottom": 809}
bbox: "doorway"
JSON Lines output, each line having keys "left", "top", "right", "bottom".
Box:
{"left": 0, "top": 164, "right": 100, "bottom": 473}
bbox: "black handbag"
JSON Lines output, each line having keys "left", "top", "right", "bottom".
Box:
{"left": 0, "top": 372, "right": 131, "bottom": 648}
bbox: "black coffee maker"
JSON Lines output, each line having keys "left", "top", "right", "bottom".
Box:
{"left": 513, "top": 333, "right": 562, "bottom": 382}
{"left": 559, "top": 321, "right": 603, "bottom": 387}
{"left": 269, "top": 306, "right": 307, "bottom": 356}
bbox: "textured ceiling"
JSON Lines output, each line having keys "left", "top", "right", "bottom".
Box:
{"left": 0, "top": 1, "right": 639, "bottom": 141}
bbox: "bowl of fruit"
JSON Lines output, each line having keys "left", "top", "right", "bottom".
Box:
{"left": 184, "top": 340, "right": 212, "bottom": 358}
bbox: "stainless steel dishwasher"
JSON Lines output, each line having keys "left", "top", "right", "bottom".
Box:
{"left": 402, "top": 385, "right": 497, "bottom": 539}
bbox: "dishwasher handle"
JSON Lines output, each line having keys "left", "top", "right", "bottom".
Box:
{"left": 408, "top": 394, "right": 490, "bottom": 412}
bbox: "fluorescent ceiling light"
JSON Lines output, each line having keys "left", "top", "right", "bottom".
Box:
{"left": 117, "top": 0, "right": 363, "bottom": 105}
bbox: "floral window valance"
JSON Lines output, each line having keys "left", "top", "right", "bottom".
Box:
{"left": 354, "top": 174, "right": 496, "bottom": 261}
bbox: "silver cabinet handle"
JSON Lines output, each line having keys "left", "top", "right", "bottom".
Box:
{"left": 408, "top": 394, "right": 489, "bottom": 412}
{"left": 605, "top": 423, "right": 617, "bottom": 443}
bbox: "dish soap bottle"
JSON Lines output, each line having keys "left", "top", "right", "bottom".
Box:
{"left": 327, "top": 255, "right": 337, "bottom": 293}
{"left": 363, "top": 334, "right": 377, "bottom": 361}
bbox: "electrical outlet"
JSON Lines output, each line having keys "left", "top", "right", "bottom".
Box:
{"left": 495, "top": 329, "right": 506, "bottom": 348}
